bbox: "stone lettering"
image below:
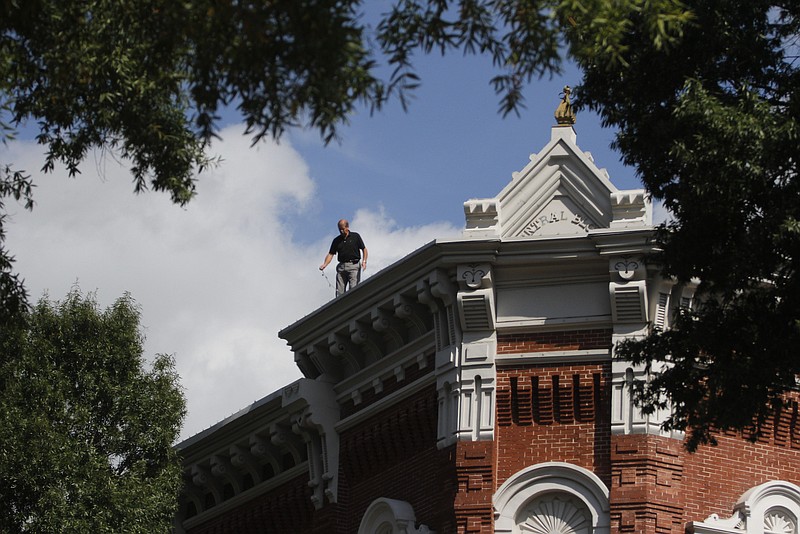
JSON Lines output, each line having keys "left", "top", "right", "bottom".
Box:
{"left": 521, "top": 211, "right": 592, "bottom": 235}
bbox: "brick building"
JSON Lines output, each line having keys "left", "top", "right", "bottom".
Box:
{"left": 175, "top": 119, "right": 800, "bottom": 533}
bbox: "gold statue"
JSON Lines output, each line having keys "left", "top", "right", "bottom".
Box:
{"left": 555, "top": 85, "right": 576, "bottom": 125}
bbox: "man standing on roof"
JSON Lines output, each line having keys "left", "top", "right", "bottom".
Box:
{"left": 319, "top": 219, "right": 368, "bottom": 297}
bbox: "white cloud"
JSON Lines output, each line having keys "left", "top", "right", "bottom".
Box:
{"left": 2, "top": 126, "right": 459, "bottom": 440}
{"left": 349, "top": 206, "right": 461, "bottom": 277}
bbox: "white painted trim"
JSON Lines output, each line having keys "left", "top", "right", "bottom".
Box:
{"left": 493, "top": 462, "right": 610, "bottom": 534}
{"left": 495, "top": 349, "right": 610, "bottom": 366}
{"left": 496, "top": 315, "right": 612, "bottom": 329}
{"left": 358, "top": 497, "right": 435, "bottom": 534}
{"left": 334, "top": 332, "right": 435, "bottom": 399}
{"left": 689, "top": 480, "right": 800, "bottom": 534}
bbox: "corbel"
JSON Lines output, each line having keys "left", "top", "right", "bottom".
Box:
{"left": 191, "top": 464, "right": 223, "bottom": 506}
{"left": 371, "top": 307, "right": 406, "bottom": 350}
{"left": 394, "top": 294, "right": 429, "bottom": 337}
{"left": 210, "top": 454, "right": 243, "bottom": 494}
{"left": 349, "top": 320, "right": 383, "bottom": 366}
{"left": 230, "top": 444, "right": 262, "bottom": 485}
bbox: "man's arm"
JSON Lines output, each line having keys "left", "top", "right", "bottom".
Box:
{"left": 320, "top": 253, "right": 334, "bottom": 270}
{"left": 361, "top": 247, "right": 368, "bottom": 271}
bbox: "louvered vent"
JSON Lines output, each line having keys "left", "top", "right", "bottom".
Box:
{"left": 461, "top": 294, "right": 492, "bottom": 331}
{"left": 654, "top": 292, "right": 669, "bottom": 329}
{"left": 611, "top": 283, "right": 646, "bottom": 323}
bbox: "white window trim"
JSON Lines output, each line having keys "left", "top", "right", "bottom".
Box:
{"left": 493, "top": 462, "right": 610, "bottom": 534}
{"left": 690, "top": 480, "right": 800, "bottom": 534}
{"left": 358, "top": 497, "right": 434, "bottom": 534}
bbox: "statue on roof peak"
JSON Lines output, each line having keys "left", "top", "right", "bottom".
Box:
{"left": 555, "top": 85, "right": 576, "bottom": 125}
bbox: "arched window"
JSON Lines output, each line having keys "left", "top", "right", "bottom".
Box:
{"left": 493, "top": 462, "right": 610, "bottom": 534}
{"left": 690, "top": 480, "right": 800, "bottom": 534}
{"left": 358, "top": 498, "right": 434, "bottom": 534}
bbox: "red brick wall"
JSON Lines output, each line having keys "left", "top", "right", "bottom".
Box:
{"left": 610, "top": 396, "right": 800, "bottom": 534}
{"left": 495, "top": 361, "right": 613, "bottom": 489}
{"left": 338, "top": 384, "right": 458, "bottom": 533}
{"left": 497, "top": 329, "right": 612, "bottom": 354}
{"left": 681, "top": 396, "right": 800, "bottom": 523}
{"left": 454, "top": 441, "right": 494, "bottom": 533}
{"left": 611, "top": 434, "right": 686, "bottom": 534}
{"left": 339, "top": 388, "right": 499, "bottom": 534}
{"left": 185, "top": 473, "right": 314, "bottom": 534}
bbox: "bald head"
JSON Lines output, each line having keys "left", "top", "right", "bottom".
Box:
{"left": 337, "top": 219, "right": 349, "bottom": 235}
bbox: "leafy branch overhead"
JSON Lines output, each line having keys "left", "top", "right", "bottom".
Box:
{"left": 0, "top": 0, "right": 692, "bottom": 204}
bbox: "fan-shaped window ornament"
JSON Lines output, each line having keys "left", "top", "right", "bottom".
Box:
{"left": 765, "top": 507, "right": 797, "bottom": 534}
{"left": 518, "top": 493, "right": 591, "bottom": 534}
{"left": 494, "top": 462, "right": 610, "bottom": 534}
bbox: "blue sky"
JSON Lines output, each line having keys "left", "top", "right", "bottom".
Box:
{"left": 281, "top": 52, "right": 638, "bottom": 244}
{"left": 3, "top": 43, "right": 641, "bottom": 441}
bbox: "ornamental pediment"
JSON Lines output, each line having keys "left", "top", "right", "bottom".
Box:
{"left": 463, "top": 126, "right": 650, "bottom": 239}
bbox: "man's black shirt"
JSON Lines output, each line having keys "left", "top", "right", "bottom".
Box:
{"left": 329, "top": 232, "right": 365, "bottom": 262}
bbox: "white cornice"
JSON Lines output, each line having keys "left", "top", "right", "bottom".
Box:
{"left": 279, "top": 240, "right": 500, "bottom": 350}
{"left": 589, "top": 227, "right": 656, "bottom": 256}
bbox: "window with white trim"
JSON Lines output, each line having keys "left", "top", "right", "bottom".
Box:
{"left": 690, "top": 480, "right": 800, "bottom": 534}
{"left": 358, "top": 498, "right": 434, "bottom": 534}
{"left": 493, "top": 462, "right": 610, "bottom": 534}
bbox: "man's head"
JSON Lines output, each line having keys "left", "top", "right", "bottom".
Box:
{"left": 337, "top": 219, "right": 349, "bottom": 236}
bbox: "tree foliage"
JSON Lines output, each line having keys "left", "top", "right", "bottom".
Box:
{"left": 0, "top": 290, "right": 185, "bottom": 532}
{"left": 1, "top": 0, "right": 798, "bottom": 449}
{"left": 575, "top": 1, "right": 800, "bottom": 450}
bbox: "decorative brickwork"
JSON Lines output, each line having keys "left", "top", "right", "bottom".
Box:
{"left": 679, "top": 397, "right": 800, "bottom": 526}
{"left": 455, "top": 441, "right": 494, "bottom": 533}
{"left": 495, "top": 362, "right": 612, "bottom": 489}
{"left": 497, "top": 329, "right": 612, "bottom": 354}
{"left": 610, "top": 394, "right": 800, "bottom": 534}
{"left": 611, "top": 434, "right": 685, "bottom": 534}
